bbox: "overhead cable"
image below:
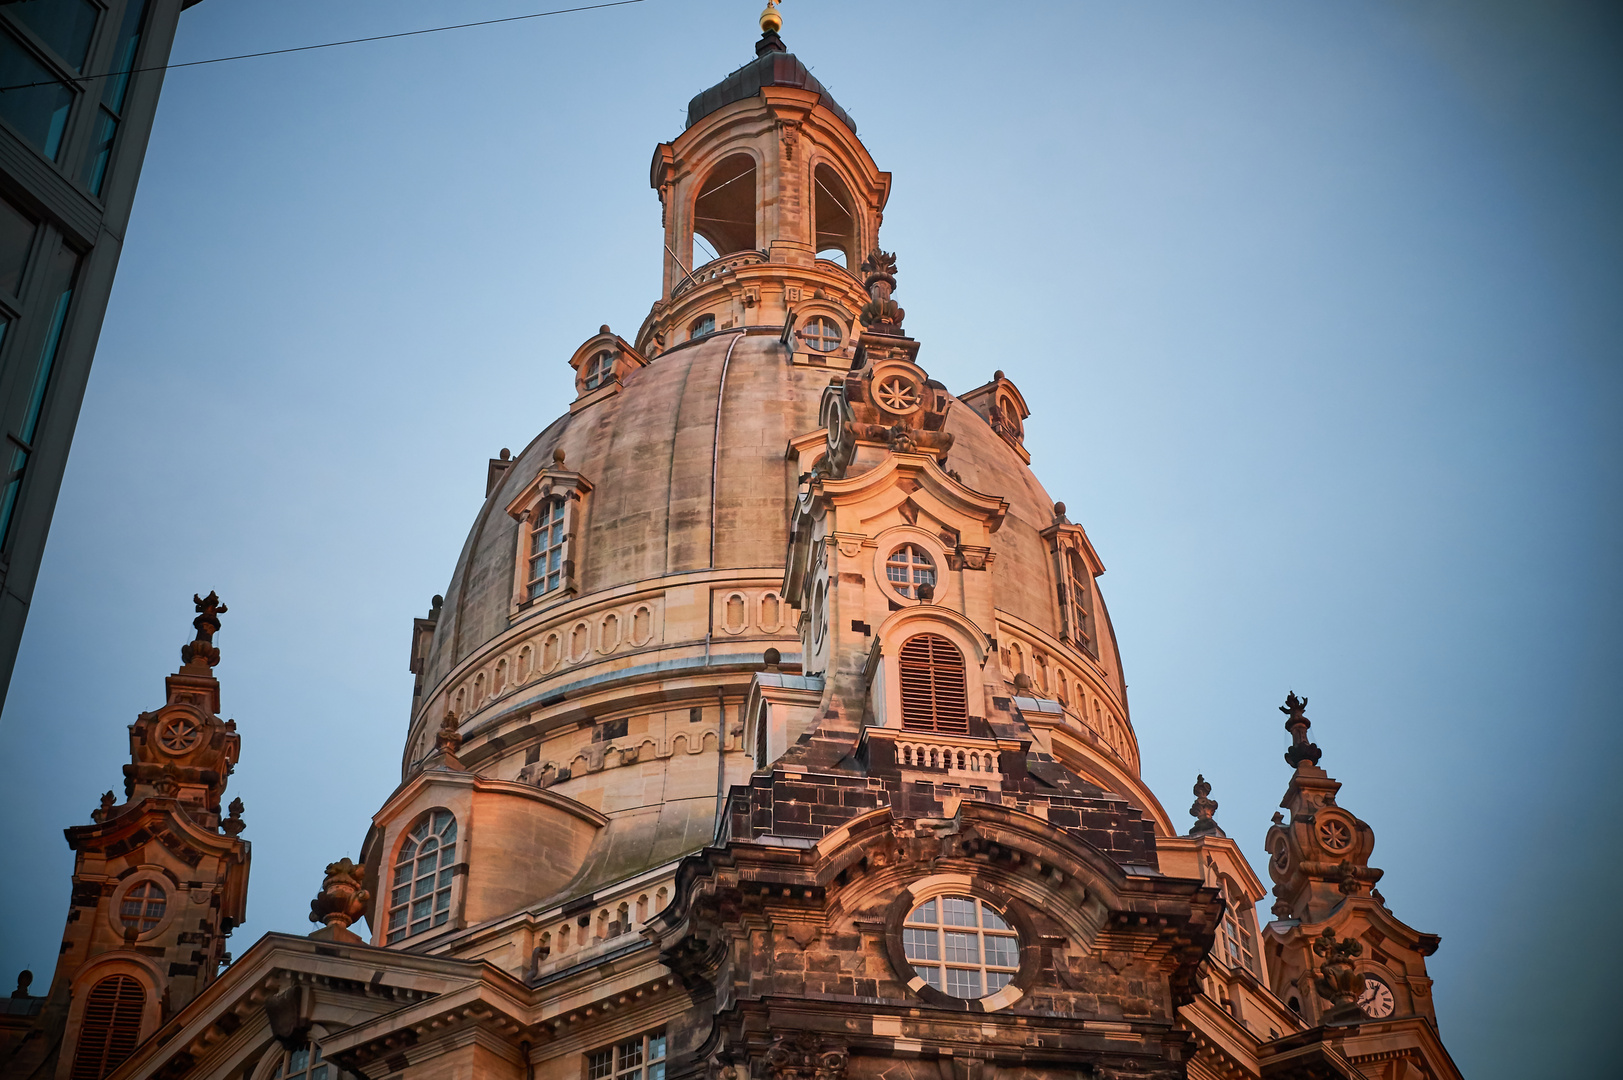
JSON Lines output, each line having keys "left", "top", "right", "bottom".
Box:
{"left": 0, "top": 0, "right": 647, "bottom": 93}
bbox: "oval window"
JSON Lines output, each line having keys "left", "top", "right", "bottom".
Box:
{"left": 801, "top": 316, "right": 841, "bottom": 352}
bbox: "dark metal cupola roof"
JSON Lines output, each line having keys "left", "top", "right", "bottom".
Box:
{"left": 685, "top": 29, "right": 856, "bottom": 134}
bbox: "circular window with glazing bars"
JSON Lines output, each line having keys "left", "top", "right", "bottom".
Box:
{"left": 902, "top": 895, "right": 1020, "bottom": 999}
{"left": 801, "top": 316, "right": 842, "bottom": 352}
{"left": 885, "top": 544, "right": 935, "bottom": 600}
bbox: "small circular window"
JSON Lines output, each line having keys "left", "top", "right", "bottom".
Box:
{"left": 903, "top": 895, "right": 1019, "bottom": 998}
{"left": 885, "top": 544, "right": 935, "bottom": 600}
{"left": 582, "top": 350, "right": 614, "bottom": 390}
{"left": 801, "top": 316, "right": 842, "bottom": 352}
{"left": 120, "top": 881, "right": 167, "bottom": 935}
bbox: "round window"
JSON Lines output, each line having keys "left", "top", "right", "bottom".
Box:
{"left": 801, "top": 316, "right": 842, "bottom": 352}
{"left": 902, "top": 895, "right": 1019, "bottom": 998}
{"left": 119, "top": 880, "right": 167, "bottom": 936}
{"left": 885, "top": 544, "right": 936, "bottom": 600}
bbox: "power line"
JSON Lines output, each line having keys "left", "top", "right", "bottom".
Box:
{"left": 0, "top": 0, "right": 647, "bottom": 93}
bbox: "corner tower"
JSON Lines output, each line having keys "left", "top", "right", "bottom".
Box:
{"left": 9, "top": 594, "right": 248, "bottom": 1080}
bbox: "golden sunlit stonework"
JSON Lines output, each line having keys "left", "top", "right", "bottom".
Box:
{"left": 2, "top": 19, "right": 1463, "bottom": 1080}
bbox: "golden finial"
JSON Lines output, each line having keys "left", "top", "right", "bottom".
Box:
{"left": 760, "top": 0, "right": 782, "bottom": 35}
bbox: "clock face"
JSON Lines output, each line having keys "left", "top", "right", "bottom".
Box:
{"left": 1358, "top": 975, "right": 1396, "bottom": 1019}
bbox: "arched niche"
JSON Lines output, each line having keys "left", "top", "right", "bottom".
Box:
{"left": 693, "top": 153, "right": 757, "bottom": 261}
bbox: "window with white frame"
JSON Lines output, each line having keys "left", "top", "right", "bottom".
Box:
{"left": 885, "top": 543, "right": 935, "bottom": 600}
{"left": 387, "top": 809, "right": 457, "bottom": 943}
{"left": 902, "top": 895, "right": 1019, "bottom": 998}
{"left": 526, "top": 499, "right": 567, "bottom": 600}
{"left": 587, "top": 1029, "right": 666, "bottom": 1080}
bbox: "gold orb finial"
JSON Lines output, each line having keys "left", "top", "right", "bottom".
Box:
{"left": 760, "top": 0, "right": 782, "bottom": 35}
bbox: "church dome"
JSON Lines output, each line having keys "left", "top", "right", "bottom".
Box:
{"left": 372, "top": 27, "right": 1160, "bottom": 954}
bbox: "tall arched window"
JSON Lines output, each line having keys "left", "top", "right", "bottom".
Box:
{"left": 70, "top": 975, "right": 145, "bottom": 1080}
{"left": 813, "top": 164, "right": 856, "bottom": 265}
{"left": 387, "top": 809, "right": 457, "bottom": 943}
{"left": 898, "top": 634, "right": 969, "bottom": 735}
{"left": 1220, "top": 877, "right": 1260, "bottom": 977}
{"left": 1065, "top": 551, "right": 1094, "bottom": 655}
{"left": 693, "top": 154, "right": 756, "bottom": 259}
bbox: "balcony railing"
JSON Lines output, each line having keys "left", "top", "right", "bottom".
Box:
{"left": 671, "top": 250, "right": 768, "bottom": 298}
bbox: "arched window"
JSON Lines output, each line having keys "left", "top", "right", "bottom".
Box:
{"left": 813, "top": 163, "right": 856, "bottom": 265}
{"left": 799, "top": 316, "right": 842, "bottom": 353}
{"left": 387, "top": 809, "right": 457, "bottom": 943}
{"left": 70, "top": 975, "right": 144, "bottom": 1080}
{"left": 118, "top": 881, "right": 165, "bottom": 935}
{"left": 690, "top": 313, "right": 715, "bottom": 339}
{"left": 898, "top": 634, "right": 969, "bottom": 735}
{"left": 582, "top": 349, "right": 615, "bottom": 391}
{"left": 1065, "top": 551, "right": 1094, "bottom": 654}
{"left": 885, "top": 544, "right": 935, "bottom": 600}
{"left": 267, "top": 1044, "right": 339, "bottom": 1080}
{"left": 1220, "top": 878, "right": 1261, "bottom": 976}
{"left": 527, "top": 499, "right": 567, "bottom": 601}
{"left": 693, "top": 153, "right": 756, "bottom": 258}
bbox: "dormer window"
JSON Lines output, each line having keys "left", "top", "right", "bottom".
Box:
{"left": 582, "top": 350, "right": 614, "bottom": 391}
{"left": 527, "top": 499, "right": 567, "bottom": 600}
{"left": 506, "top": 453, "right": 593, "bottom": 613}
{"left": 691, "top": 313, "right": 715, "bottom": 339}
{"left": 800, "top": 315, "right": 842, "bottom": 352}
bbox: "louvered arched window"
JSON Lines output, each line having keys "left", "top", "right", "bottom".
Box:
{"left": 70, "top": 974, "right": 145, "bottom": 1080}
{"left": 898, "top": 634, "right": 969, "bottom": 735}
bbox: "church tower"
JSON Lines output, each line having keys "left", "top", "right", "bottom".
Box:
{"left": 6, "top": 594, "right": 249, "bottom": 1080}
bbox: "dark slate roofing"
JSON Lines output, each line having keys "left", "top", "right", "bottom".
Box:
{"left": 686, "top": 34, "right": 856, "bottom": 134}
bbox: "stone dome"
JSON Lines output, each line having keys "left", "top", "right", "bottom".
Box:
{"left": 411, "top": 328, "right": 1131, "bottom": 774}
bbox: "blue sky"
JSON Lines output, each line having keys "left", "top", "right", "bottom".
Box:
{"left": 1, "top": 2, "right": 1618, "bottom": 1075}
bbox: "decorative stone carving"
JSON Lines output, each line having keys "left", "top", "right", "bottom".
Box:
{"left": 222, "top": 797, "right": 246, "bottom": 836}
{"left": 1187, "top": 774, "right": 1223, "bottom": 837}
{"left": 858, "top": 249, "right": 904, "bottom": 333}
{"left": 180, "top": 591, "right": 227, "bottom": 669}
{"left": 1311, "top": 927, "right": 1367, "bottom": 1024}
{"left": 764, "top": 1032, "right": 848, "bottom": 1080}
{"left": 91, "top": 790, "right": 115, "bottom": 823}
{"left": 308, "top": 857, "right": 370, "bottom": 943}
{"left": 1281, "top": 690, "right": 1322, "bottom": 768}
{"left": 436, "top": 710, "right": 465, "bottom": 769}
